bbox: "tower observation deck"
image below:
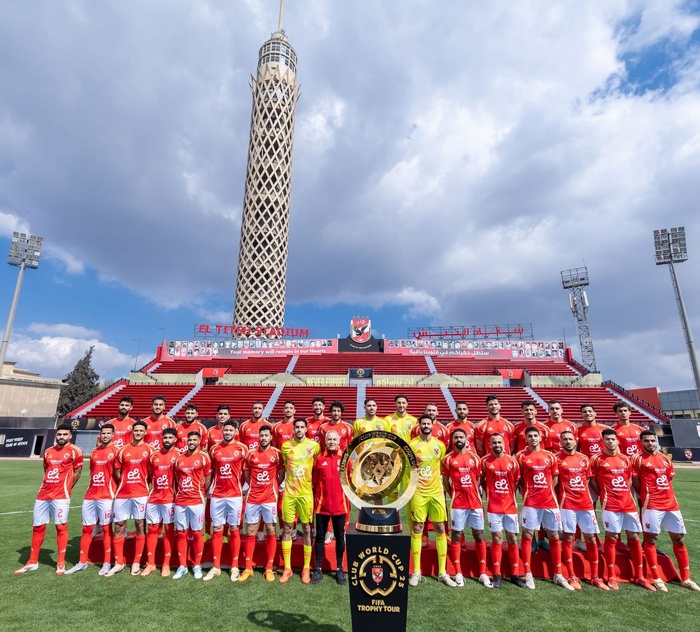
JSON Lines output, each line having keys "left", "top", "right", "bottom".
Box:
{"left": 233, "top": 0, "right": 300, "bottom": 330}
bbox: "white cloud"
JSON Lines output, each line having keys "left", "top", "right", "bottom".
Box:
{"left": 26, "top": 323, "right": 100, "bottom": 338}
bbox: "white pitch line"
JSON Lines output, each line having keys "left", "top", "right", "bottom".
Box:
{"left": 0, "top": 505, "right": 83, "bottom": 516}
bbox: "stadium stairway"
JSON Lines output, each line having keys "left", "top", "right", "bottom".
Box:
{"left": 285, "top": 355, "right": 298, "bottom": 373}
{"left": 68, "top": 380, "right": 127, "bottom": 418}
{"left": 440, "top": 386, "right": 456, "bottom": 416}
{"left": 425, "top": 355, "right": 437, "bottom": 374}
{"left": 355, "top": 383, "right": 367, "bottom": 420}
{"left": 167, "top": 379, "right": 203, "bottom": 418}
{"left": 264, "top": 385, "right": 285, "bottom": 419}
{"left": 88, "top": 536, "right": 681, "bottom": 582}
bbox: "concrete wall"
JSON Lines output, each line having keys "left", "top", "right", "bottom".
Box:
{"left": 0, "top": 378, "right": 62, "bottom": 417}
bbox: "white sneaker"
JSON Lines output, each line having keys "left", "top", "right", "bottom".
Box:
{"left": 104, "top": 563, "right": 124, "bottom": 578}
{"left": 203, "top": 568, "right": 221, "bottom": 582}
{"left": 553, "top": 574, "right": 575, "bottom": 591}
{"left": 681, "top": 579, "right": 700, "bottom": 592}
{"left": 14, "top": 562, "right": 40, "bottom": 575}
{"left": 454, "top": 573, "right": 465, "bottom": 587}
{"left": 193, "top": 566, "right": 203, "bottom": 580}
{"left": 479, "top": 573, "right": 493, "bottom": 588}
{"left": 98, "top": 563, "right": 111, "bottom": 576}
{"left": 172, "top": 566, "right": 188, "bottom": 580}
{"left": 65, "top": 562, "right": 89, "bottom": 575}
{"left": 230, "top": 567, "right": 241, "bottom": 582}
{"left": 409, "top": 572, "right": 422, "bottom": 587}
{"left": 130, "top": 563, "right": 141, "bottom": 576}
{"left": 324, "top": 531, "right": 334, "bottom": 544}
{"left": 524, "top": 573, "right": 536, "bottom": 589}
{"left": 653, "top": 578, "right": 668, "bottom": 593}
{"left": 55, "top": 565, "right": 66, "bottom": 576}
{"left": 439, "top": 573, "right": 457, "bottom": 587}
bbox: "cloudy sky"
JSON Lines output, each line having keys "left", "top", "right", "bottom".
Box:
{"left": 1, "top": 0, "right": 699, "bottom": 392}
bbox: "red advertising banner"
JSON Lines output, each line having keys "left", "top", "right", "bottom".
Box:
{"left": 384, "top": 339, "right": 566, "bottom": 359}
{"left": 498, "top": 368, "right": 525, "bottom": 380}
{"left": 160, "top": 339, "right": 338, "bottom": 360}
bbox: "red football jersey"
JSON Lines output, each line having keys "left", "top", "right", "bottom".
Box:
{"left": 577, "top": 424, "right": 605, "bottom": 459}
{"left": 175, "top": 421, "right": 209, "bottom": 454}
{"left": 239, "top": 419, "right": 269, "bottom": 451}
{"left": 244, "top": 447, "right": 283, "bottom": 504}
{"left": 107, "top": 417, "right": 134, "bottom": 450}
{"left": 207, "top": 425, "right": 227, "bottom": 449}
{"left": 445, "top": 420, "right": 477, "bottom": 453}
{"left": 442, "top": 450, "right": 482, "bottom": 510}
{"left": 557, "top": 452, "right": 594, "bottom": 511}
{"left": 115, "top": 444, "right": 154, "bottom": 498}
{"left": 591, "top": 452, "right": 636, "bottom": 513}
{"left": 545, "top": 420, "right": 578, "bottom": 456}
{"left": 84, "top": 444, "right": 119, "bottom": 501}
{"left": 148, "top": 448, "right": 179, "bottom": 504}
{"left": 305, "top": 416, "right": 326, "bottom": 443}
{"left": 481, "top": 453, "right": 519, "bottom": 514}
{"left": 36, "top": 444, "right": 84, "bottom": 501}
{"left": 633, "top": 452, "right": 679, "bottom": 512}
{"left": 313, "top": 449, "right": 351, "bottom": 515}
{"left": 410, "top": 421, "right": 449, "bottom": 446}
{"left": 319, "top": 420, "right": 354, "bottom": 451}
{"left": 475, "top": 418, "right": 515, "bottom": 455}
{"left": 142, "top": 415, "right": 176, "bottom": 451}
{"left": 174, "top": 452, "right": 212, "bottom": 506}
{"left": 517, "top": 449, "right": 559, "bottom": 509}
{"left": 614, "top": 423, "right": 644, "bottom": 458}
{"left": 273, "top": 421, "right": 295, "bottom": 448}
{"left": 513, "top": 420, "right": 550, "bottom": 454}
{"left": 209, "top": 441, "right": 248, "bottom": 498}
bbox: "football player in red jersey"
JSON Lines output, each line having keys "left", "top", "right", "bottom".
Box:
{"left": 410, "top": 403, "right": 449, "bottom": 445}
{"left": 475, "top": 395, "right": 515, "bottom": 456}
{"left": 306, "top": 397, "right": 327, "bottom": 443}
{"left": 612, "top": 401, "right": 644, "bottom": 458}
{"left": 239, "top": 401, "right": 269, "bottom": 450}
{"left": 577, "top": 404, "right": 605, "bottom": 461}
{"left": 310, "top": 429, "right": 351, "bottom": 585}
{"left": 103, "top": 396, "right": 134, "bottom": 450}
{"left": 141, "top": 427, "right": 178, "bottom": 577}
{"left": 66, "top": 424, "right": 118, "bottom": 576}
{"left": 142, "top": 396, "right": 176, "bottom": 451}
{"left": 15, "top": 424, "right": 83, "bottom": 576}
{"left": 240, "top": 425, "right": 284, "bottom": 582}
{"left": 517, "top": 427, "right": 573, "bottom": 591}
{"left": 481, "top": 434, "right": 526, "bottom": 588}
{"left": 442, "top": 428, "right": 490, "bottom": 587}
{"left": 445, "top": 401, "right": 476, "bottom": 453}
{"left": 172, "top": 432, "right": 212, "bottom": 580}
{"left": 273, "top": 400, "right": 297, "bottom": 449}
{"left": 105, "top": 420, "right": 153, "bottom": 577}
{"left": 204, "top": 420, "right": 248, "bottom": 582}
{"left": 634, "top": 430, "right": 700, "bottom": 592}
{"left": 512, "top": 400, "right": 549, "bottom": 454}
{"left": 557, "top": 430, "right": 608, "bottom": 591}
{"left": 590, "top": 428, "right": 655, "bottom": 591}
{"left": 208, "top": 405, "right": 234, "bottom": 448}
{"left": 176, "top": 404, "right": 209, "bottom": 454}
{"left": 544, "top": 400, "right": 577, "bottom": 457}
{"left": 320, "top": 400, "right": 354, "bottom": 452}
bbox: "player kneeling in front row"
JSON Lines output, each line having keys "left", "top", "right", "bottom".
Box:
{"left": 442, "top": 428, "right": 491, "bottom": 587}
{"left": 15, "top": 424, "right": 83, "bottom": 576}
{"left": 634, "top": 430, "right": 700, "bottom": 592}
{"left": 172, "top": 431, "right": 211, "bottom": 580}
{"left": 408, "top": 414, "right": 455, "bottom": 587}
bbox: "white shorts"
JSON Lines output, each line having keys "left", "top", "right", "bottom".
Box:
{"left": 561, "top": 509, "right": 599, "bottom": 534}
{"left": 146, "top": 502, "right": 175, "bottom": 525}
{"left": 602, "top": 510, "right": 642, "bottom": 534}
{"left": 451, "top": 508, "right": 485, "bottom": 532}
{"left": 641, "top": 509, "right": 686, "bottom": 535}
{"left": 210, "top": 497, "right": 243, "bottom": 527}
{"left": 487, "top": 512, "right": 519, "bottom": 535}
{"left": 245, "top": 502, "right": 277, "bottom": 525}
{"left": 113, "top": 497, "right": 148, "bottom": 522}
{"left": 33, "top": 499, "right": 70, "bottom": 526}
{"left": 82, "top": 499, "right": 113, "bottom": 526}
{"left": 521, "top": 507, "right": 561, "bottom": 531}
{"left": 175, "top": 504, "right": 205, "bottom": 531}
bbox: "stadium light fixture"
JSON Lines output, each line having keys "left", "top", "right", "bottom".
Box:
{"left": 0, "top": 232, "right": 43, "bottom": 371}
{"left": 653, "top": 227, "right": 700, "bottom": 401}
{"left": 561, "top": 266, "right": 598, "bottom": 373}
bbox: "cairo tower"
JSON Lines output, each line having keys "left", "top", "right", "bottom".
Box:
{"left": 233, "top": 0, "right": 300, "bottom": 329}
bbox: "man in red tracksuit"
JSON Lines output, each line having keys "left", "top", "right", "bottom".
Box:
{"left": 310, "top": 429, "right": 350, "bottom": 585}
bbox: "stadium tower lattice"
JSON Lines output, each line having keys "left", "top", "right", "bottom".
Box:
{"left": 233, "top": 0, "right": 300, "bottom": 330}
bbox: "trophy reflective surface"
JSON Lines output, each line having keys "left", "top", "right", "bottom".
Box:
{"left": 340, "top": 431, "right": 418, "bottom": 534}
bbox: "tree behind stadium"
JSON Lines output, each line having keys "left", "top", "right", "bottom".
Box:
{"left": 57, "top": 346, "right": 100, "bottom": 417}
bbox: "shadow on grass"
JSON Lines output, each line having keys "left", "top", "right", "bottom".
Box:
{"left": 247, "top": 610, "right": 344, "bottom": 632}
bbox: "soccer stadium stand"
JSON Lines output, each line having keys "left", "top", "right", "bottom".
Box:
{"left": 180, "top": 385, "right": 276, "bottom": 420}
{"left": 433, "top": 357, "right": 578, "bottom": 376}
{"left": 365, "top": 386, "right": 452, "bottom": 419}
{"left": 293, "top": 353, "right": 430, "bottom": 375}
{"left": 448, "top": 386, "right": 538, "bottom": 421}
{"left": 86, "top": 383, "right": 195, "bottom": 418}
{"left": 268, "top": 386, "right": 359, "bottom": 419}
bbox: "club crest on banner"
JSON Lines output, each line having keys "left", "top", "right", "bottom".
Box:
{"left": 372, "top": 565, "right": 383, "bottom": 584}
{"left": 351, "top": 318, "right": 371, "bottom": 344}
{"left": 685, "top": 449, "right": 693, "bottom": 461}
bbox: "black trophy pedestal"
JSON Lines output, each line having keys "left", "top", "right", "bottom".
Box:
{"left": 346, "top": 525, "right": 411, "bottom": 632}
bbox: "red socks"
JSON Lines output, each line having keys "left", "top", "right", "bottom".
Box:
{"left": 508, "top": 542, "right": 521, "bottom": 576}
{"left": 586, "top": 540, "right": 599, "bottom": 578}
{"left": 113, "top": 535, "right": 125, "bottom": 566}
{"left": 629, "top": 538, "right": 644, "bottom": 580}
{"left": 29, "top": 525, "right": 47, "bottom": 564}
{"left": 491, "top": 541, "right": 502, "bottom": 575}
{"left": 549, "top": 538, "right": 562, "bottom": 575}
{"left": 146, "top": 524, "right": 160, "bottom": 565}
{"left": 56, "top": 524, "right": 68, "bottom": 567}
{"left": 475, "top": 540, "right": 487, "bottom": 576}
{"left": 674, "top": 542, "right": 691, "bottom": 581}
{"left": 604, "top": 537, "right": 617, "bottom": 579}
{"left": 79, "top": 525, "right": 93, "bottom": 565}
{"left": 210, "top": 530, "right": 224, "bottom": 569}
{"left": 133, "top": 534, "right": 145, "bottom": 566}
{"left": 162, "top": 524, "right": 173, "bottom": 566}
{"left": 562, "top": 539, "right": 574, "bottom": 576}
{"left": 265, "top": 534, "right": 277, "bottom": 570}
{"left": 230, "top": 529, "right": 241, "bottom": 568}
{"left": 176, "top": 530, "right": 188, "bottom": 567}
{"left": 520, "top": 535, "right": 533, "bottom": 574}
{"left": 244, "top": 533, "right": 257, "bottom": 570}
{"left": 643, "top": 541, "right": 660, "bottom": 580}
{"left": 102, "top": 525, "right": 113, "bottom": 565}
{"left": 450, "top": 542, "right": 462, "bottom": 575}
{"left": 192, "top": 530, "right": 204, "bottom": 566}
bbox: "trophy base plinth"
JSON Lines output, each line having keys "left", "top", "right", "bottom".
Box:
{"left": 355, "top": 507, "right": 402, "bottom": 534}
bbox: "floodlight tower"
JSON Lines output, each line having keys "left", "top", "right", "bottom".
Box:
{"left": 233, "top": 0, "right": 301, "bottom": 330}
{"left": 653, "top": 227, "right": 700, "bottom": 399}
{"left": 0, "top": 232, "right": 43, "bottom": 369}
{"left": 561, "top": 266, "right": 598, "bottom": 372}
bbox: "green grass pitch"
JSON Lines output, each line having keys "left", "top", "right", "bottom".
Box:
{"left": 1, "top": 460, "right": 699, "bottom": 632}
